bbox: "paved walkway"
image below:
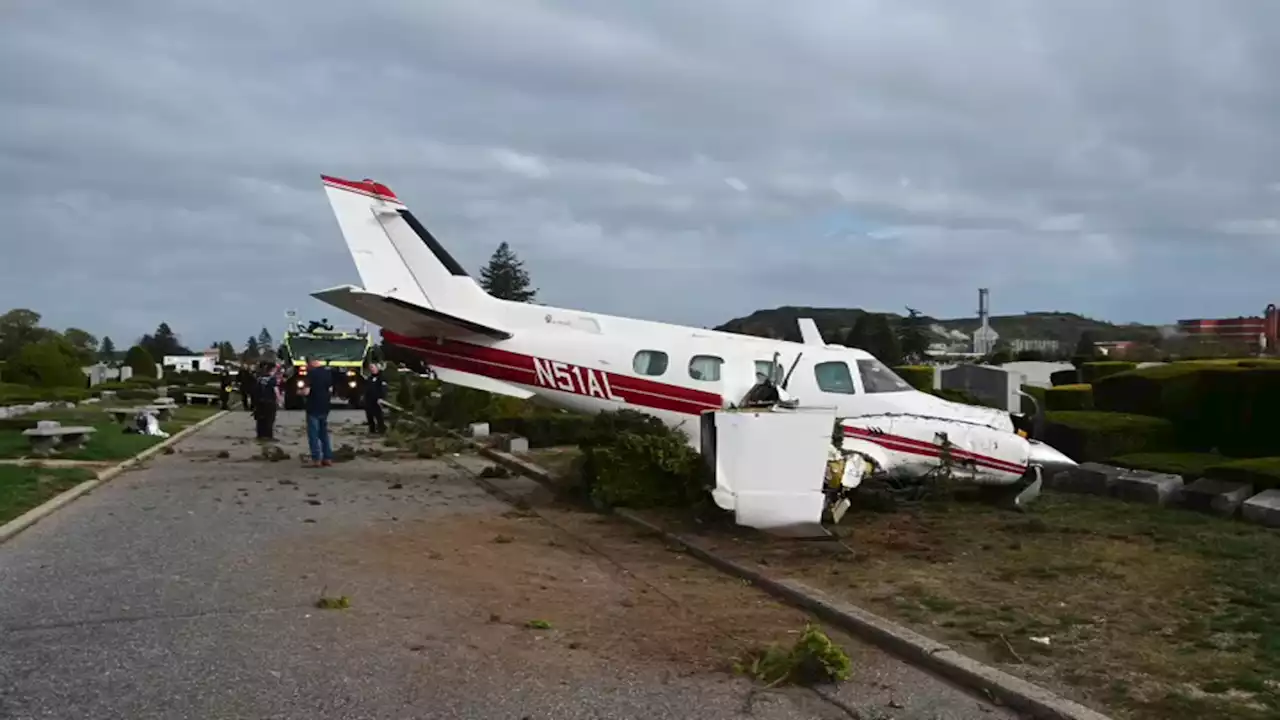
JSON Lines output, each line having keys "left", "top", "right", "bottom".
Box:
{"left": 0, "top": 410, "right": 1020, "bottom": 719}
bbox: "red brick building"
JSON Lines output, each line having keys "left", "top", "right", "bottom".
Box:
{"left": 1176, "top": 305, "right": 1278, "bottom": 353}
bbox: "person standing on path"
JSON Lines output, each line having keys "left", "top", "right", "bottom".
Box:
{"left": 300, "top": 356, "right": 334, "bottom": 467}
{"left": 363, "top": 362, "right": 387, "bottom": 435}
{"left": 253, "top": 361, "right": 279, "bottom": 441}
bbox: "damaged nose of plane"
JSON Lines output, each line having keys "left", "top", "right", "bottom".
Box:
{"left": 1027, "top": 439, "right": 1077, "bottom": 476}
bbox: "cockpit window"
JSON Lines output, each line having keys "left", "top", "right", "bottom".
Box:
{"left": 814, "top": 361, "right": 857, "bottom": 394}
{"left": 856, "top": 358, "right": 915, "bottom": 393}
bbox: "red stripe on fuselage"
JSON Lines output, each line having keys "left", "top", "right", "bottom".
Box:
{"left": 384, "top": 333, "right": 723, "bottom": 416}
{"left": 843, "top": 427, "right": 1027, "bottom": 475}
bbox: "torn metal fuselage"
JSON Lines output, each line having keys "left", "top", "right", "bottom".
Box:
{"left": 707, "top": 378, "right": 1078, "bottom": 537}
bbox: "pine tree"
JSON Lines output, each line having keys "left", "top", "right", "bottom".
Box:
{"left": 897, "top": 308, "right": 930, "bottom": 363}
{"left": 217, "top": 341, "right": 237, "bottom": 362}
{"left": 257, "top": 327, "right": 273, "bottom": 349}
{"left": 98, "top": 336, "right": 117, "bottom": 364}
{"left": 243, "top": 336, "right": 261, "bottom": 363}
{"left": 479, "top": 242, "right": 538, "bottom": 302}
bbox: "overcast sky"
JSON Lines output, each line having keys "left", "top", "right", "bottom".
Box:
{"left": 3, "top": 0, "right": 1279, "bottom": 349}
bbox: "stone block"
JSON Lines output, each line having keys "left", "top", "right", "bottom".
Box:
{"left": 1048, "top": 462, "right": 1123, "bottom": 496}
{"left": 503, "top": 436, "right": 529, "bottom": 454}
{"left": 1181, "top": 477, "right": 1255, "bottom": 518}
{"left": 468, "top": 422, "right": 490, "bottom": 438}
{"left": 36, "top": 420, "right": 61, "bottom": 431}
{"left": 1241, "top": 490, "right": 1280, "bottom": 529}
{"left": 1113, "top": 471, "right": 1183, "bottom": 506}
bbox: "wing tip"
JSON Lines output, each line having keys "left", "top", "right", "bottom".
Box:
{"left": 320, "top": 174, "right": 399, "bottom": 202}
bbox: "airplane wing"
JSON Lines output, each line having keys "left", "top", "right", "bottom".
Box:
{"left": 311, "top": 285, "right": 513, "bottom": 341}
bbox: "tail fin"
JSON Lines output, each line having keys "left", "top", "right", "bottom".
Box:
{"left": 320, "top": 175, "right": 499, "bottom": 321}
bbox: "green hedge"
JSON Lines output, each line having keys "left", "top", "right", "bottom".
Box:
{"left": 489, "top": 413, "right": 594, "bottom": 448}
{"left": 892, "top": 365, "right": 934, "bottom": 392}
{"left": 1044, "top": 383, "right": 1093, "bottom": 411}
{"left": 1043, "top": 411, "right": 1176, "bottom": 462}
{"left": 1078, "top": 361, "right": 1136, "bottom": 384}
{"left": 1049, "top": 369, "right": 1079, "bottom": 386}
{"left": 1020, "top": 385, "right": 1047, "bottom": 415}
{"left": 0, "top": 383, "right": 90, "bottom": 406}
{"left": 1094, "top": 364, "right": 1280, "bottom": 456}
{"left": 1202, "top": 457, "right": 1280, "bottom": 492}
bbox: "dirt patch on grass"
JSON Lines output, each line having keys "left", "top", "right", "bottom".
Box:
{"left": 640, "top": 492, "right": 1280, "bottom": 720}
{"left": 280, "top": 506, "right": 849, "bottom": 677}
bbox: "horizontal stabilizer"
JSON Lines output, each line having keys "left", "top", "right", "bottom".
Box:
{"left": 429, "top": 366, "right": 534, "bottom": 399}
{"left": 312, "top": 285, "right": 512, "bottom": 341}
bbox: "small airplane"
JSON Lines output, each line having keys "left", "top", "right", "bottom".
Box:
{"left": 311, "top": 175, "right": 1077, "bottom": 528}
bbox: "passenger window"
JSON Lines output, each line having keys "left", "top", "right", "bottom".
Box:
{"left": 688, "top": 355, "right": 723, "bottom": 381}
{"left": 633, "top": 350, "right": 669, "bottom": 376}
{"left": 814, "top": 361, "right": 857, "bottom": 394}
{"left": 856, "top": 359, "right": 914, "bottom": 393}
{"left": 754, "top": 360, "right": 784, "bottom": 384}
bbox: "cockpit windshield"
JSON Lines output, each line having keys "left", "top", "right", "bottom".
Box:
{"left": 856, "top": 358, "right": 915, "bottom": 393}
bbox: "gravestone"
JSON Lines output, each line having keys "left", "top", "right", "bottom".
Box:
{"left": 1113, "top": 470, "right": 1184, "bottom": 506}
{"left": 1181, "top": 477, "right": 1254, "bottom": 518}
{"left": 1049, "top": 462, "right": 1123, "bottom": 496}
{"left": 939, "top": 364, "right": 1025, "bottom": 412}
{"left": 468, "top": 422, "right": 490, "bottom": 438}
{"left": 1241, "top": 490, "right": 1280, "bottom": 528}
{"left": 503, "top": 436, "right": 530, "bottom": 453}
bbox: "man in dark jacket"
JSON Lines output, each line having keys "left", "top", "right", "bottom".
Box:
{"left": 363, "top": 362, "right": 387, "bottom": 435}
{"left": 237, "top": 364, "right": 255, "bottom": 411}
{"left": 218, "top": 367, "right": 232, "bottom": 410}
{"left": 253, "top": 362, "right": 279, "bottom": 441}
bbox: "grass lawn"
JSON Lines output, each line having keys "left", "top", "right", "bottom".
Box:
{"left": 632, "top": 489, "right": 1280, "bottom": 720}
{"left": 0, "top": 405, "right": 219, "bottom": 461}
{"left": 0, "top": 465, "right": 97, "bottom": 524}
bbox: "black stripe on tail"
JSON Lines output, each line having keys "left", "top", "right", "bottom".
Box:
{"left": 398, "top": 209, "right": 470, "bottom": 277}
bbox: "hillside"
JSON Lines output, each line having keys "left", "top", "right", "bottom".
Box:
{"left": 714, "top": 306, "right": 1163, "bottom": 347}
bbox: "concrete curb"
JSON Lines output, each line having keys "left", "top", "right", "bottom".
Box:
{"left": 464, "top": 441, "right": 1113, "bottom": 720}
{"left": 0, "top": 410, "right": 229, "bottom": 545}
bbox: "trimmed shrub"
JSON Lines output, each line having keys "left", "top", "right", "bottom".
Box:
{"left": 576, "top": 418, "right": 707, "bottom": 509}
{"left": 1204, "top": 457, "right": 1280, "bottom": 492}
{"left": 0, "top": 383, "right": 89, "bottom": 406}
{"left": 1020, "top": 385, "right": 1047, "bottom": 415}
{"left": 1078, "top": 361, "right": 1136, "bottom": 384}
{"left": 1094, "top": 364, "right": 1280, "bottom": 456}
{"left": 124, "top": 345, "right": 157, "bottom": 379}
{"left": 1043, "top": 411, "right": 1176, "bottom": 462}
{"left": 1044, "top": 383, "right": 1093, "bottom": 411}
{"left": 892, "top": 365, "right": 934, "bottom": 392}
{"left": 1049, "top": 368, "right": 1079, "bottom": 387}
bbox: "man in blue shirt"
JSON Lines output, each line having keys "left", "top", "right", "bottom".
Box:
{"left": 300, "top": 357, "right": 335, "bottom": 466}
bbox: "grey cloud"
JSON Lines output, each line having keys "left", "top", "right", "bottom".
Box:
{"left": 3, "top": 0, "right": 1280, "bottom": 348}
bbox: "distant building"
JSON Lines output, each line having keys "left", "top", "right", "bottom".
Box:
{"left": 163, "top": 349, "right": 219, "bottom": 373}
{"left": 1177, "top": 316, "right": 1267, "bottom": 353}
{"left": 971, "top": 288, "right": 999, "bottom": 355}
{"left": 1009, "top": 339, "right": 1060, "bottom": 355}
{"left": 1094, "top": 340, "right": 1136, "bottom": 357}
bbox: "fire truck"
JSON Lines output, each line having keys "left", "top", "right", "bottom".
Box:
{"left": 277, "top": 311, "right": 373, "bottom": 410}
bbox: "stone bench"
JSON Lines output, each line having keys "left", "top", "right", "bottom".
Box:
{"left": 103, "top": 406, "right": 174, "bottom": 423}
{"left": 182, "top": 393, "right": 219, "bottom": 406}
{"left": 22, "top": 420, "right": 96, "bottom": 456}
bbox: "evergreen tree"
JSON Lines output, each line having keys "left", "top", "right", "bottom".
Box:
{"left": 257, "top": 327, "right": 273, "bottom": 349}
{"left": 897, "top": 307, "right": 930, "bottom": 363}
{"left": 216, "top": 341, "right": 237, "bottom": 362}
{"left": 98, "top": 336, "right": 117, "bottom": 364}
{"left": 843, "top": 313, "right": 902, "bottom": 365}
{"left": 1072, "top": 331, "right": 1100, "bottom": 366}
{"left": 139, "top": 322, "right": 191, "bottom": 358}
{"left": 242, "top": 336, "right": 261, "bottom": 363}
{"left": 479, "top": 242, "right": 538, "bottom": 302}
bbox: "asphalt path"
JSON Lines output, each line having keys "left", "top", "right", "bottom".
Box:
{"left": 0, "top": 410, "right": 1020, "bottom": 720}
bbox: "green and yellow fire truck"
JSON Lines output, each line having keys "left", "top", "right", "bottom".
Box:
{"left": 277, "top": 316, "right": 373, "bottom": 410}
